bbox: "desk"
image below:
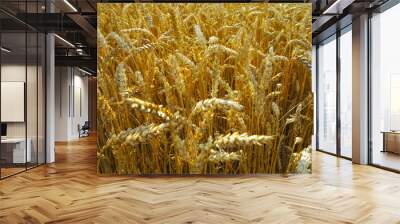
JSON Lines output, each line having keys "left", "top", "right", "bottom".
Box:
{"left": 382, "top": 131, "right": 400, "bottom": 154}
{"left": 1, "top": 138, "right": 31, "bottom": 163}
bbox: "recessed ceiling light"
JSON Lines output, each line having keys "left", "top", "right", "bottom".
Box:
{"left": 78, "top": 67, "right": 93, "bottom": 76}
{"left": 63, "top": 0, "right": 78, "bottom": 12}
{"left": 1, "top": 47, "right": 11, "bottom": 53}
{"left": 54, "top": 34, "right": 75, "bottom": 48}
{"left": 323, "top": 0, "right": 354, "bottom": 15}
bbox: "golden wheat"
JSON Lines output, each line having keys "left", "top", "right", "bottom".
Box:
{"left": 97, "top": 3, "right": 313, "bottom": 175}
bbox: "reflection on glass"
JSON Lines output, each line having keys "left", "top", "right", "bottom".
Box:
{"left": 0, "top": 1, "right": 46, "bottom": 178}
{"left": 340, "top": 28, "right": 352, "bottom": 158}
{"left": 318, "top": 36, "right": 337, "bottom": 154}
{"left": 371, "top": 4, "right": 400, "bottom": 171}
{"left": 1, "top": 31, "right": 27, "bottom": 177}
{"left": 38, "top": 33, "right": 46, "bottom": 165}
{"left": 27, "top": 32, "right": 38, "bottom": 169}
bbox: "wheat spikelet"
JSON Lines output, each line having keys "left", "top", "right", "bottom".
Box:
{"left": 134, "top": 70, "right": 144, "bottom": 84}
{"left": 272, "top": 55, "right": 289, "bottom": 63}
{"left": 105, "top": 32, "right": 131, "bottom": 53}
{"left": 169, "top": 7, "right": 181, "bottom": 40}
{"left": 145, "top": 14, "right": 153, "bottom": 27}
{"left": 102, "top": 123, "right": 169, "bottom": 152}
{"left": 122, "top": 3, "right": 132, "bottom": 15}
{"left": 194, "top": 24, "right": 207, "bottom": 44}
{"left": 271, "top": 72, "right": 283, "bottom": 82}
{"left": 175, "top": 51, "right": 196, "bottom": 71}
{"left": 191, "top": 98, "right": 244, "bottom": 115}
{"left": 121, "top": 28, "right": 156, "bottom": 40}
{"left": 285, "top": 39, "right": 310, "bottom": 51}
{"left": 205, "top": 44, "right": 239, "bottom": 57}
{"left": 272, "top": 102, "right": 280, "bottom": 117}
{"left": 126, "top": 97, "right": 173, "bottom": 121}
{"left": 124, "top": 123, "right": 169, "bottom": 146}
{"left": 98, "top": 29, "right": 106, "bottom": 47}
{"left": 116, "top": 62, "right": 129, "bottom": 98}
{"left": 208, "top": 36, "right": 219, "bottom": 44}
{"left": 267, "top": 91, "right": 281, "bottom": 99}
{"left": 214, "top": 132, "right": 275, "bottom": 149}
{"left": 208, "top": 149, "right": 242, "bottom": 162}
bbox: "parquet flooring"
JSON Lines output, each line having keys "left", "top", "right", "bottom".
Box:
{"left": 1, "top": 135, "right": 400, "bottom": 223}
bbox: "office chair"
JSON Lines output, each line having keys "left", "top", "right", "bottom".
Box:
{"left": 79, "top": 121, "right": 90, "bottom": 138}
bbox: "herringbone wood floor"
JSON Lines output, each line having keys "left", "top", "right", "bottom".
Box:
{"left": 1, "top": 135, "right": 400, "bottom": 224}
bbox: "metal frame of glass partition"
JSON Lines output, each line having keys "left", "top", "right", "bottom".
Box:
{"left": 0, "top": 0, "right": 47, "bottom": 180}
{"left": 315, "top": 24, "right": 353, "bottom": 161}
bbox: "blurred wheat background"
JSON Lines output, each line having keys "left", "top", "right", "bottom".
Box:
{"left": 97, "top": 3, "right": 313, "bottom": 175}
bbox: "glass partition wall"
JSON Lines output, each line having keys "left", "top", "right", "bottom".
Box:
{"left": 317, "top": 35, "right": 337, "bottom": 155}
{"left": 0, "top": 2, "right": 46, "bottom": 179}
{"left": 370, "top": 3, "right": 400, "bottom": 171}
{"left": 316, "top": 26, "right": 353, "bottom": 159}
{"left": 339, "top": 26, "right": 352, "bottom": 159}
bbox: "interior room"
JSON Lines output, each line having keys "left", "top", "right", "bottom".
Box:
{"left": 54, "top": 66, "right": 92, "bottom": 141}
{"left": 0, "top": 5, "right": 46, "bottom": 178}
{"left": 0, "top": 0, "right": 399, "bottom": 223}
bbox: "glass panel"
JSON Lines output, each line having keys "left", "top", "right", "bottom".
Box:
{"left": 0, "top": 1, "right": 46, "bottom": 178}
{"left": 318, "top": 36, "right": 337, "bottom": 154}
{"left": 27, "top": 31, "right": 38, "bottom": 169}
{"left": 38, "top": 32, "right": 45, "bottom": 165}
{"left": 1, "top": 30, "right": 27, "bottom": 177}
{"left": 340, "top": 27, "right": 352, "bottom": 158}
{"left": 371, "top": 5, "right": 400, "bottom": 171}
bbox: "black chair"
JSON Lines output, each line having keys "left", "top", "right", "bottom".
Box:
{"left": 79, "top": 121, "right": 90, "bottom": 138}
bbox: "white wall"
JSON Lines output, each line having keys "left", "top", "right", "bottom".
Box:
{"left": 1, "top": 63, "right": 46, "bottom": 164}
{"left": 1, "top": 65, "right": 38, "bottom": 137}
{"left": 55, "top": 67, "right": 70, "bottom": 141}
{"left": 55, "top": 67, "right": 89, "bottom": 141}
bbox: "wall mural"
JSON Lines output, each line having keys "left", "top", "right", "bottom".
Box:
{"left": 97, "top": 3, "right": 313, "bottom": 175}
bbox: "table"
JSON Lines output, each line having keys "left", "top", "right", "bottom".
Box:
{"left": 381, "top": 131, "right": 400, "bottom": 154}
{"left": 1, "top": 138, "right": 31, "bottom": 164}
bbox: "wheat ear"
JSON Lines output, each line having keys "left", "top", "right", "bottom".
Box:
{"left": 208, "top": 149, "right": 242, "bottom": 162}
{"left": 214, "top": 132, "right": 275, "bottom": 149}
{"left": 126, "top": 97, "right": 173, "bottom": 121}
{"left": 191, "top": 98, "right": 244, "bottom": 116}
{"left": 102, "top": 123, "right": 169, "bottom": 151}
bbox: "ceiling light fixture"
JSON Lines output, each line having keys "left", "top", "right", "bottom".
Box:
{"left": 78, "top": 67, "right": 93, "bottom": 76}
{"left": 1, "top": 47, "right": 11, "bottom": 53}
{"left": 63, "top": 0, "right": 78, "bottom": 12}
{"left": 322, "top": 0, "right": 354, "bottom": 15}
{"left": 54, "top": 34, "right": 75, "bottom": 48}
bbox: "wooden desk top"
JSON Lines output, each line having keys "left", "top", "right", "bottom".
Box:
{"left": 381, "top": 131, "right": 400, "bottom": 134}
{"left": 1, "top": 138, "right": 30, "bottom": 143}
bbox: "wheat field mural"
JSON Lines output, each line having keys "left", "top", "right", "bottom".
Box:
{"left": 97, "top": 3, "right": 313, "bottom": 175}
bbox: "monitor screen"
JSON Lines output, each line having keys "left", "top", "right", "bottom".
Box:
{"left": 1, "top": 123, "right": 7, "bottom": 137}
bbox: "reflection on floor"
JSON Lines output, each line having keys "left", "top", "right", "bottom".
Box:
{"left": 0, "top": 135, "right": 400, "bottom": 223}
{"left": 0, "top": 167, "right": 25, "bottom": 178}
{"left": 0, "top": 163, "right": 42, "bottom": 179}
{"left": 373, "top": 150, "right": 400, "bottom": 171}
